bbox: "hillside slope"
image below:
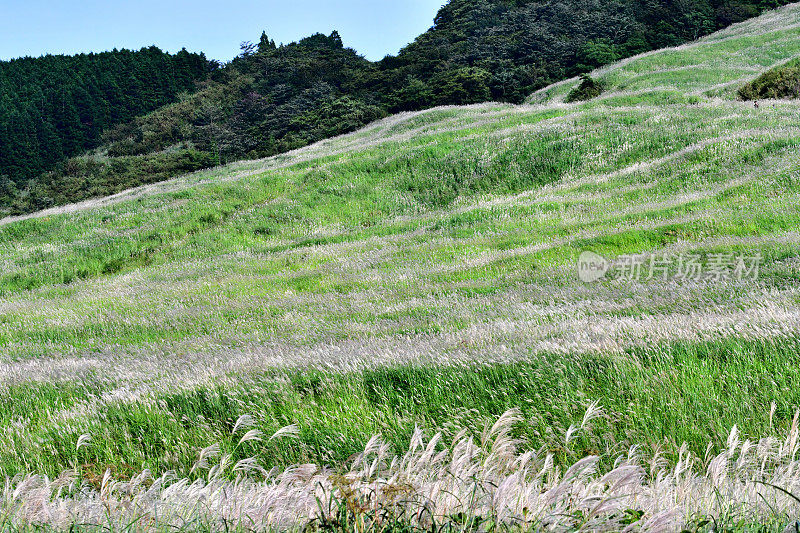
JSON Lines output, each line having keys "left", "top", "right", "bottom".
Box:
{"left": 8, "top": 0, "right": 794, "bottom": 217}
{"left": 2, "top": 3, "right": 800, "bottom": 530}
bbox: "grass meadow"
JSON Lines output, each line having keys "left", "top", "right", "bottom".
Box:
{"left": 3, "top": 3, "right": 800, "bottom": 530}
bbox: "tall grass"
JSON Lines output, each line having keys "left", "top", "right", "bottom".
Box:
{"left": 1, "top": 336, "right": 799, "bottom": 483}
{"left": 4, "top": 408, "right": 800, "bottom": 531}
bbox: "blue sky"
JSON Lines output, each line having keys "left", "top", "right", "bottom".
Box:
{"left": 0, "top": 0, "right": 445, "bottom": 62}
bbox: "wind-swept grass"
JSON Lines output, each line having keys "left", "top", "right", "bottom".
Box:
{"left": 2, "top": 335, "right": 799, "bottom": 484}
{"left": 5, "top": 407, "right": 800, "bottom": 532}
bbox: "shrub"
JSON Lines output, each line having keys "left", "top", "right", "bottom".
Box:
{"left": 566, "top": 75, "right": 604, "bottom": 102}
{"left": 739, "top": 58, "right": 800, "bottom": 100}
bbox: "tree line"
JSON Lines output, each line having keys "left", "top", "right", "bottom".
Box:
{"left": 0, "top": 47, "right": 210, "bottom": 209}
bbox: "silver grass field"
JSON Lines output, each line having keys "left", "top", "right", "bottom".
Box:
{"left": 3, "top": 3, "right": 800, "bottom": 531}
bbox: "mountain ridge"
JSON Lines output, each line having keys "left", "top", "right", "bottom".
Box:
{"left": 2, "top": 0, "right": 794, "bottom": 216}
{"left": 5, "top": 0, "right": 799, "bottom": 228}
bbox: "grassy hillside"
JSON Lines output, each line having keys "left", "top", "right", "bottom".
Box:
{"left": 8, "top": 0, "right": 795, "bottom": 218}
{"left": 3, "top": 3, "right": 800, "bottom": 530}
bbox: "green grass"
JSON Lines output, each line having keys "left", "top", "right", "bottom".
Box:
{"left": 3, "top": 335, "right": 800, "bottom": 480}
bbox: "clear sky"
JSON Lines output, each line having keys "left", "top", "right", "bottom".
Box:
{"left": 0, "top": 0, "right": 445, "bottom": 62}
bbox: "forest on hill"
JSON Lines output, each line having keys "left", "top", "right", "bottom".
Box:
{"left": 0, "top": 48, "right": 211, "bottom": 199}
{"left": 0, "top": 0, "right": 792, "bottom": 215}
